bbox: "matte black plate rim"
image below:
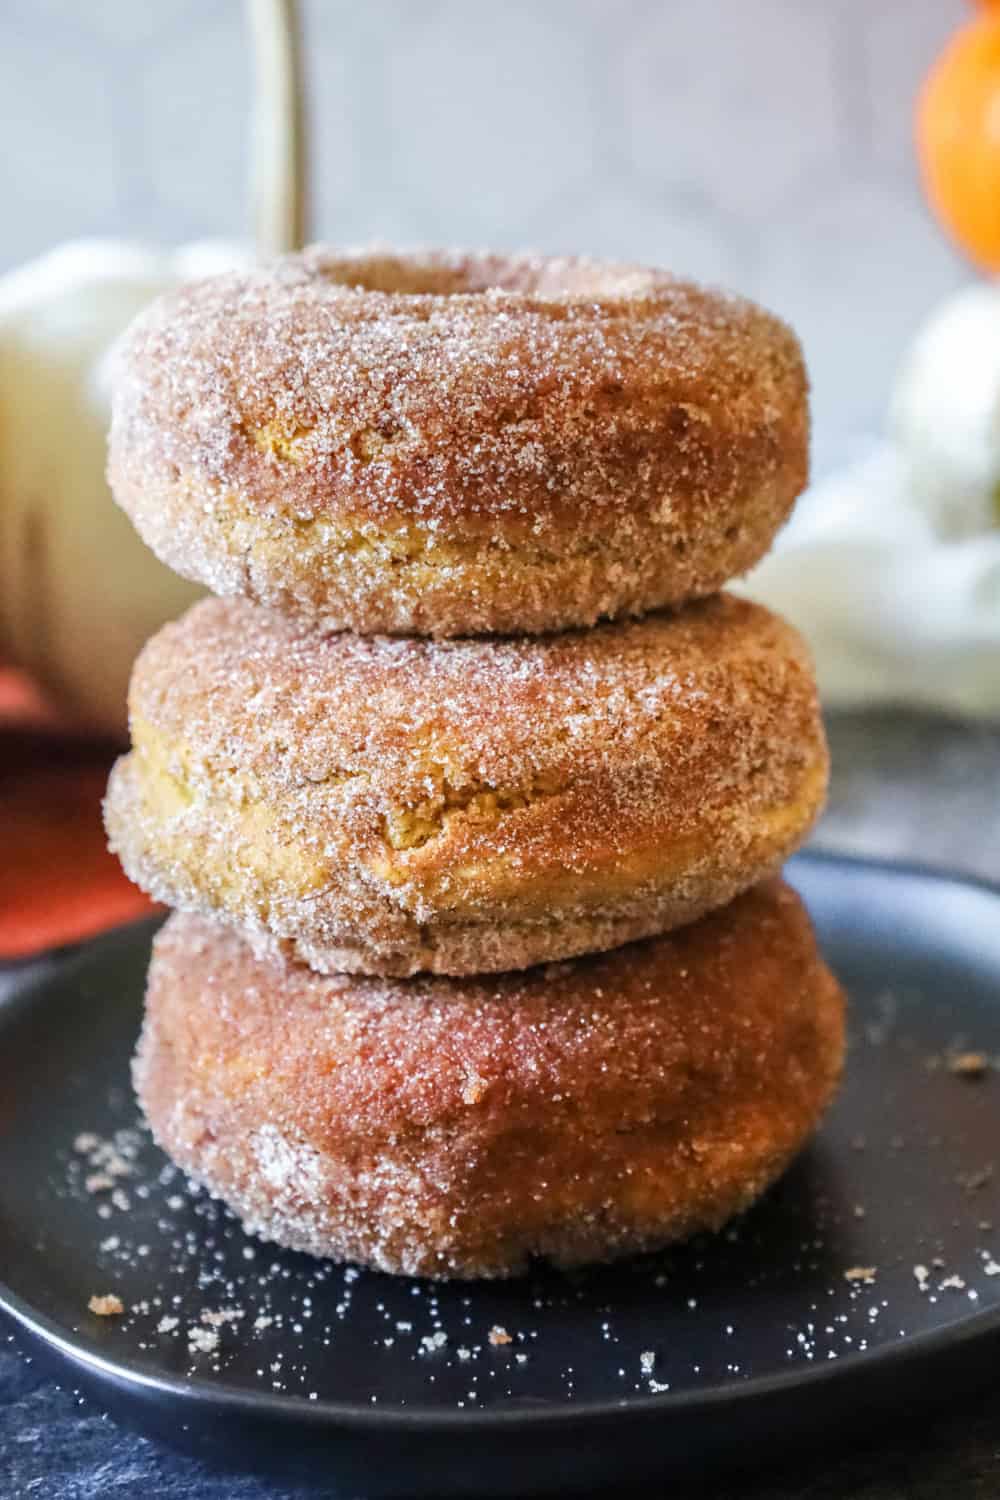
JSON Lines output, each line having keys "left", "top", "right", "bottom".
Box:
{"left": 3, "top": 850, "right": 999, "bottom": 1436}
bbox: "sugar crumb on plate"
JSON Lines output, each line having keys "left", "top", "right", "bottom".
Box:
{"left": 88, "top": 1293, "right": 123, "bottom": 1316}
{"left": 947, "top": 1051, "right": 990, "bottom": 1079}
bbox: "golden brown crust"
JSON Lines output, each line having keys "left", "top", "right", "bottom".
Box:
{"left": 105, "top": 594, "right": 828, "bottom": 976}
{"left": 135, "top": 883, "right": 846, "bottom": 1278}
{"left": 108, "top": 248, "right": 809, "bottom": 636}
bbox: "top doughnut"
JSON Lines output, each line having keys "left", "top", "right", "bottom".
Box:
{"left": 109, "top": 248, "right": 809, "bottom": 638}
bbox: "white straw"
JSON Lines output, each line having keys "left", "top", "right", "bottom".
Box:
{"left": 248, "top": 0, "right": 309, "bottom": 258}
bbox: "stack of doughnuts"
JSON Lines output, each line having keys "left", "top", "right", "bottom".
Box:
{"left": 104, "top": 250, "right": 844, "bottom": 1278}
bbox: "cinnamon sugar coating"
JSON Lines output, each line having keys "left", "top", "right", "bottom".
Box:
{"left": 105, "top": 594, "right": 828, "bottom": 976}
{"left": 109, "top": 248, "right": 808, "bottom": 637}
{"left": 135, "top": 883, "right": 846, "bottom": 1278}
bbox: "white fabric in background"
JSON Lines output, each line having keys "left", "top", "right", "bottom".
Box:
{"left": 739, "top": 445, "right": 1000, "bottom": 718}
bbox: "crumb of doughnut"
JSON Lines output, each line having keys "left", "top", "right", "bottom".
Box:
{"left": 948, "top": 1051, "right": 990, "bottom": 1079}
{"left": 957, "top": 1164, "right": 994, "bottom": 1193}
{"left": 88, "top": 1293, "right": 124, "bottom": 1316}
{"left": 488, "top": 1326, "right": 512, "bottom": 1346}
{"left": 843, "top": 1267, "right": 877, "bottom": 1285}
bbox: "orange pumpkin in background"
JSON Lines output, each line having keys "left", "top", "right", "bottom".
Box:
{"left": 917, "top": 13, "right": 1000, "bottom": 272}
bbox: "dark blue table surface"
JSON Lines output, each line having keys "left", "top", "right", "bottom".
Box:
{"left": 2, "top": 1336, "right": 321, "bottom": 1499}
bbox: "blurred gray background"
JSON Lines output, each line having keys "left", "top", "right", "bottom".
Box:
{"left": 1, "top": 0, "right": 969, "bottom": 465}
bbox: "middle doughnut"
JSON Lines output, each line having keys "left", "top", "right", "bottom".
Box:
{"left": 105, "top": 593, "right": 828, "bottom": 976}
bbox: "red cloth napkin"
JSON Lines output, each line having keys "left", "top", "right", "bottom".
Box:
{"left": 0, "top": 668, "right": 157, "bottom": 959}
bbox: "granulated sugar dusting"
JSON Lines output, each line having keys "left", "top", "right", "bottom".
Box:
{"left": 105, "top": 248, "right": 808, "bottom": 639}
{"left": 104, "top": 592, "right": 827, "bottom": 977}
{"left": 110, "top": 247, "right": 806, "bottom": 532}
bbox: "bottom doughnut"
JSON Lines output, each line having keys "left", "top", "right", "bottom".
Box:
{"left": 135, "top": 881, "right": 845, "bottom": 1279}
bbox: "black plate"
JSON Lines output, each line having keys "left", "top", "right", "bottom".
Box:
{"left": 4, "top": 852, "right": 1000, "bottom": 1497}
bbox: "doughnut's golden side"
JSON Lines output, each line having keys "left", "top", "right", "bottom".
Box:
{"left": 135, "top": 883, "right": 846, "bottom": 1278}
{"left": 104, "top": 594, "right": 829, "bottom": 976}
{"left": 108, "top": 248, "right": 809, "bottom": 636}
